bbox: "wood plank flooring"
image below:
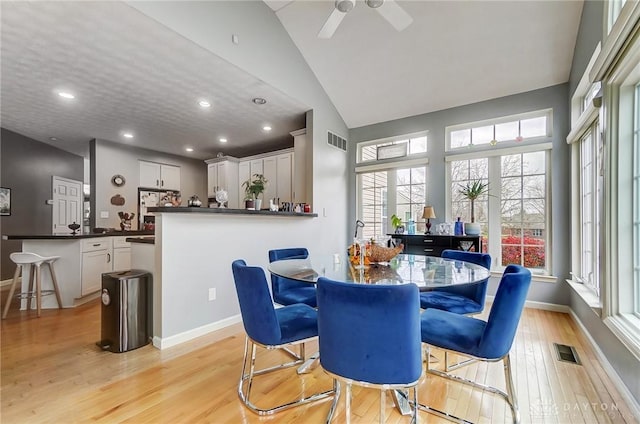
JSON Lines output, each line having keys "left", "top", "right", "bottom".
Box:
{"left": 1, "top": 294, "right": 637, "bottom": 423}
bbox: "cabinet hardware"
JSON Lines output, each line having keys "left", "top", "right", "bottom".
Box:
{"left": 93, "top": 243, "right": 100, "bottom": 247}
{"left": 161, "top": 179, "right": 164, "bottom": 187}
{"left": 107, "top": 253, "right": 111, "bottom": 263}
{"left": 156, "top": 179, "right": 159, "bottom": 187}
{"left": 423, "top": 239, "right": 434, "bottom": 243}
{"left": 423, "top": 248, "right": 434, "bottom": 252}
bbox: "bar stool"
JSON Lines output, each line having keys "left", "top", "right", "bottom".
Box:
{"left": 2, "top": 252, "right": 63, "bottom": 319}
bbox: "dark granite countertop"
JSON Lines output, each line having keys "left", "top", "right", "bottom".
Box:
{"left": 3, "top": 230, "right": 154, "bottom": 240}
{"left": 126, "top": 237, "right": 155, "bottom": 244}
{"left": 147, "top": 206, "right": 318, "bottom": 217}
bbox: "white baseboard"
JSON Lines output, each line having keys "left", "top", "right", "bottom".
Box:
{"left": 485, "top": 296, "right": 570, "bottom": 313}
{"left": 153, "top": 314, "right": 242, "bottom": 350}
{"left": 1, "top": 277, "right": 18, "bottom": 289}
{"left": 569, "top": 309, "right": 640, "bottom": 419}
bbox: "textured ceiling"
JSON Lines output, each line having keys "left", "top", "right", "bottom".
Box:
{"left": 0, "top": 1, "right": 308, "bottom": 160}
{"left": 266, "top": 0, "right": 583, "bottom": 128}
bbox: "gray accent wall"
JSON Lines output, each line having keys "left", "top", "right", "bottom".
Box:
{"left": 569, "top": 0, "right": 605, "bottom": 97}
{"left": 349, "top": 84, "right": 571, "bottom": 305}
{"left": 0, "top": 128, "right": 84, "bottom": 280}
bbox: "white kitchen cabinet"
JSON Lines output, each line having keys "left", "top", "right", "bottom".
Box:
{"left": 139, "top": 160, "right": 181, "bottom": 190}
{"left": 206, "top": 159, "right": 239, "bottom": 208}
{"left": 112, "top": 236, "right": 131, "bottom": 272}
{"left": 262, "top": 156, "right": 277, "bottom": 203}
{"left": 276, "top": 153, "right": 293, "bottom": 203}
{"left": 238, "top": 161, "right": 250, "bottom": 203}
{"left": 250, "top": 159, "right": 263, "bottom": 177}
{"left": 81, "top": 238, "right": 112, "bottom": 296}
{"left": 291, "top": 128, "right": 309, "bottom": 204}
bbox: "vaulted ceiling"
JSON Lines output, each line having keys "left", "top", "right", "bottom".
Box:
{"left": 1, "top": 1, "right": 584, "bottom": 160}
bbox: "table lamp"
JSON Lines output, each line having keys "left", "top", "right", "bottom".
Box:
{"left": 422, "top": 206, "right": 436, "bottom": 234}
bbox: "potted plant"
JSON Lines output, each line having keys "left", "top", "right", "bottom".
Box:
{"left": 242, "top": 174, "right": 268, "bottom": 210}
{"left": 458, "top": 179, "right": 489, "bottom": 236}
{"left": 390, "top": 214, "right": 404, "bottom": 234}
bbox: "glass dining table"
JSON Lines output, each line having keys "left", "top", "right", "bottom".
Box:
{"left": 268, "top": 253, "right": 490, "bottom": 290}
{"left": 268, "top": 253, "right": 490, "bottom": 417}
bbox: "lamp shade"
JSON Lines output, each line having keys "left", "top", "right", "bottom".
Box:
{"left": 422, "top": 206, "right": 436, "bottom": 219}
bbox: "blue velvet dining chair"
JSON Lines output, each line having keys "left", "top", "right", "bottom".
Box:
{"left": 316, "top": 277, "right": 422, "bottom": 424}
{"left": 231, "top": 260, "right": 335, "bottom": 415}
{"left": 419, "top": 249, "right": 492, "bottom": 314}
{"left": 268, "top": 248, "right": 317, "bottom": 307}
{"left": 418, "top": 264, "right": 531, "bottom": 424}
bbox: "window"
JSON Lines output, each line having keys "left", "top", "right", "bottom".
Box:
{"left": 446, "top": 110, "right": 552, "bottom": 274}
{"left": 448, "top": 110, "right": 551, "bottom": 151}
{"left": 608, "top": 0, "right": 628, "bottom": 33}
{"left": 576, "top": 123, "right": 603, "bottom": 296}
{"left": 634, "top": 84, "right": 640, "bottom": 316}
{"left": 358, "top": 133, "right": 427, "bottom": 163}
{"left": 358, "top": 167, "right": 427, "bottom": 239}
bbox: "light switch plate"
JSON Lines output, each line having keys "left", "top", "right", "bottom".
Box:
{"left": 100, "top": 211, "right": 109, "bottom": 218}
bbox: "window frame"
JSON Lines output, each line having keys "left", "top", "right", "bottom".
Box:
{"left": 445, "top": 109, "right": 553, "bottom": 153}
{"left": 356, "top": 131, "right": 428, "bottom": 165}
{"left": 446, "top": 141, "right": 553, "bottom": 276}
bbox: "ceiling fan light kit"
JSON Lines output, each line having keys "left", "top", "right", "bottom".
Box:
{"left": 318, "top": 0, "right": 413, "bottom": 39}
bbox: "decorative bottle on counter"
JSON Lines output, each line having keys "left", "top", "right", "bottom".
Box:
{"left": 454, "top": 217, "right": 464, "bottom": 236}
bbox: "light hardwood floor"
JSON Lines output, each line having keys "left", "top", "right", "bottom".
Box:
{"left": 1, "top": 294, "right": 637, "bottom": 423}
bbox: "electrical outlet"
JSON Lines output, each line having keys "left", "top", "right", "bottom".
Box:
{"left": 208, "top": 288, "right": 217, "bottom": 301}
{"left": 100, "top": 211, "right": 109, "bottom": 218}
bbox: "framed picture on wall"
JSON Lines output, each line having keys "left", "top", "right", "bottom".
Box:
{"left": 0, "top": 187, "right": 11, "bottom": 216}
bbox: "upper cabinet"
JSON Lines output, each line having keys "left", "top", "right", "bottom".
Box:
{"left": 239, "top": 151, "right": 293, "bottom": 205}
{"left": 139, "top": 160, "right": 181, "bottom": 190}
{"left": 206, "top": 159, "right": 239, "bottom": 208}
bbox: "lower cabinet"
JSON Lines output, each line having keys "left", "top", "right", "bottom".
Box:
{"left": 81, "top": 249, "right": 111, "bottom": 296}
{"left": 389, "top": 234, "right": 482, "bottom": 257}
{"left": 112, "top": 236, "right": 132, "bottom": 272}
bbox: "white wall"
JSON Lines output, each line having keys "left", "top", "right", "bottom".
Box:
{"left": 128, "top": 0, "right": 349, "bottom": 251}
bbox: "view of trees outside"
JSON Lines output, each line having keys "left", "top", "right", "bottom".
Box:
{"left": 360, "top": 171, "right": 387, "bottom": 239}
{"left": 450, "top": 151, "right": 547, "bottom": 269}
{"left": 359, "top": 166, "right": 427, "bottom": 239}
{"left": 396, "top": 167, "right": 426, "bottom": 232}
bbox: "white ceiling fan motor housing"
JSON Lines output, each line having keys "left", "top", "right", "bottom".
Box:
{"left": 336, "top": 0, "right": 355, "bottom": 13}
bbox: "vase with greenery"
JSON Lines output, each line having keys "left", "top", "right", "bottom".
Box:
{"left": 458, "top": 179, "right": 489, "bottom": 235}
{"left": 242, "top": 174, "right": 268, "bottom": 210}
{"left": 391, "top": 214, "right": 404, "bottom": 234}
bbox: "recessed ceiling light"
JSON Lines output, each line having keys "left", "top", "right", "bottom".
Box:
{"left": 219, "top": 138, "right": 228, "bottom": 143}
{"left": 57, "top": 91, "right": 75, "bottom": 99}
{"left": 198, "top": 100, "right": 211, "bottom": 108}
{"left": 123, "top": 132, "right": 134, "bottom": 139}
{"left": 263, "top": 126, "right": 272, "bottom": 132}
{"left": 185, "top": 147, "right": 194, "bottom": 152}
{"left": 49, "top": 137, "right": 58, "bottom": 141}
{"left": 252, "top": 97, "right": 267, "bottom": 105}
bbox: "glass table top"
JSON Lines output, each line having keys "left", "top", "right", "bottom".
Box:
{"left": 268, "top": 254, "right": 490, "bottom": 291}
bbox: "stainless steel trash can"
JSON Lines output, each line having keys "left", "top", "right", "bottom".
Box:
{"left": 98, "top": 269, "right": 152, "bottom": 353}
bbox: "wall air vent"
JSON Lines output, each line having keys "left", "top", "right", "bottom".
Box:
{"left": 327, "top": 131, "right": 347, "bottom": 151}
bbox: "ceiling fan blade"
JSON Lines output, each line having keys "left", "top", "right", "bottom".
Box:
{"left": 376, "top": 0, "right": 413, "bottom": 32}
{"left": 318, "top": 7, "right": 347, "bottom": 39}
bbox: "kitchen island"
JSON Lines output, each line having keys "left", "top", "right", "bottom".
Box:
{"left": 141, "top": 206, "right": 334, "bottom": 349}
{"left": 3, "top": 231, "right": 153, "bottom": 309}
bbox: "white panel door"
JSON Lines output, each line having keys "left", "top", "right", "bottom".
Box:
{"left": 52, "top": 176, "right": 83, "bottom": 234}
{"left": 262, "top": 156, "right": 277, "bottom": 203}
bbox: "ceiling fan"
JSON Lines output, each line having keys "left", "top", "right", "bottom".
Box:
{"left": 318, "top": 0, "right": 413, "bottom": 39}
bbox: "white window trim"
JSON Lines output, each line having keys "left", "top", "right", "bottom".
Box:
{"left": 600, "top": 25, "right": 640, "bottom": 358}
{"left": 445, "top": 109, "right": 553, "bottom": 152}
{"left": 591, "top": 0, "right": 640, "bottom": 82}
{"left": 356, "top": 131, "right": 428, "bottom": 164}
{"left": 445, "top": 143, "right": 553, "bottom": 276}
{"left": 355, "top": 157, "right": 429, "bottom": 174}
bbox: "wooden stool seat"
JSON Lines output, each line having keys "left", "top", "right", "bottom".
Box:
{"left": 2, "top": 252, "right": 63, "bottom": 319}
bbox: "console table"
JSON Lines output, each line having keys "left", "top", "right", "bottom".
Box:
{"left": 389, "top": 234, "right": 482, "bottom": 257}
